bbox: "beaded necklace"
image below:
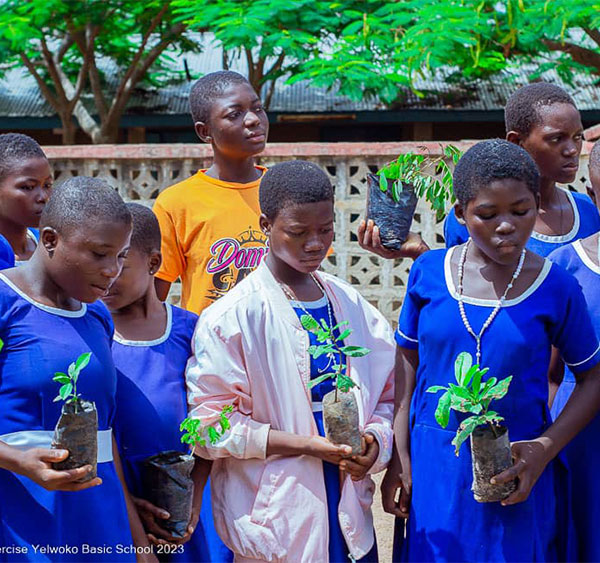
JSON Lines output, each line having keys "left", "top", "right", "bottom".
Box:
{"left": 278, "top": 273, "right": 335, "bottom": 334}
{"left": 457, "top": 239, "right": 526, "bottom": 365}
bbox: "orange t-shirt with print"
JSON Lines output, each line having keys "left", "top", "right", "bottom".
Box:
{"left": 153, "top": 166, "right": 268, "bottom": 315}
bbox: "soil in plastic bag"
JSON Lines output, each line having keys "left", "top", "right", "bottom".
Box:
{"left": 143, "top": 451, "right": 195, "bottom": 538}
{"left": 52, "top": 399, "right": 98, "bottom": 482}
{"left": 323, "top": 391, "right": 362, "bottom": 456}
{"left": 365, "top": 173, "right": 418, "bottom": 250}
{"left": 470, "top": 426, "right": 517, "bottom": 502}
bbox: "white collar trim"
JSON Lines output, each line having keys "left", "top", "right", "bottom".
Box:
{"left": 113, "top": 303, "right": 172, "bottom": 347}
{"left": 0, "top": 273, "right": 87, "bottom": 317}
{"left": 573, "top": 239, "right": 600, "bottom": 275}
{"left": 444, "top": 246, "right": 552, "bottom": 307}
{"left": 530, "top": 188, "right": 580, "bottom": 243}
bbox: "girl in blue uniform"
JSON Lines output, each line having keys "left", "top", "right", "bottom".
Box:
{"left": 0, "top": 134, "right": 52, "bottom": 269}
{"left": 547, "top": 141, "right": 600, "bottom": 561}
{"left": 105, "top": 203, "right": 231, "bottom": 562}
{"left": 445, "top": 83, "right": 600, "bottom": 256}
{"left": 383, "top": 140, "right": 600, "bottom": 562}
{"left": 0, "top": 178, "right": 152, "bottom": 561}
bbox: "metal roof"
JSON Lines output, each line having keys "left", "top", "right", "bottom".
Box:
{"left": 0, "top": 35, "right": 598, "bottom": 118}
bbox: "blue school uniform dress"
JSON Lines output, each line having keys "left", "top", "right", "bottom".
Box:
{"left": 0, "top": 274, "right": 134, "bottom": 562}
{"left": 444, "top": 189, "right": 600, "bottom": 256}
{"left": 291, "top": 296, "right": 378, "bottom": 563}
{"left": 548, "top": 239, "right": 600, "bottom": 562}
{"left": 112, "top": 303, "right": 232, "bottom": 563}
{"left": 0, "top": 229, "right": 39, "bottom": 270}
{"left": 394, "top": 248, "right": 600, "bottom": 562}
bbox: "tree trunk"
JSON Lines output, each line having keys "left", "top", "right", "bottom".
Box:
{"left": 58, "top": 114, "right": 77, "bottom": 145}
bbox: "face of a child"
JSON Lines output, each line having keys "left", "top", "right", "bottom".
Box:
{"left": 0, "top": 157, "right": 52, "bottom": 228}
{"left": 44, "top": 220, "right": 132, "bottom": 303}
{"left": 518, "top": 103, "right": 583, "bottom": 184}
{"left": 102, "top": 248, "right": 158, "bottom": 311}
{"left": 456, "top": 178, "right": 538, "bottom": 265}
{"left": 200, "top": 82, "right": 269, "bottom": 158}
{"left": 263, "top": 200, "right": 334, "bottom": 275}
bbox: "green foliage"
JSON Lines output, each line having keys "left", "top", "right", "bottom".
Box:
{"left": 426, "top": 352, "right": 512, "bottom": 456}
{"left": 301, "top": 314, "right": 369, "bottom": 399}
{"left": 378, "top": 144, "right": 462, "bottom": 220}
{"left": 180, "top": 406, "right": 234, "bottom": 447}
{"left": 53, "top": 352, "right": 92, "bottom": 411}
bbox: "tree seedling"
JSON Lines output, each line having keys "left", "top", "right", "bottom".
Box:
{"left": 53, "top": 352, "right": 92, "bottom": 413}
{"left": 378, "top": 144, "right": 462, "bottom": 220}
{"left": 180, "top": 405, "right": 234, "bottom": 447}
{"left": 300, "top": 315, "right": 370, "bottom": 402}
{"left": 426, "top": 352, "right": 512, "bottom": 455}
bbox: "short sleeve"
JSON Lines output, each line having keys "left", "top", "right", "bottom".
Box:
{"left": 395, "top": 258, "right": 424, "bottom": 349}
{"left": 550, "top": 268, "right": 600, "bottom": 374}
{"left": 0, "top": 236, "right": 15, "bottom": 270}
{"left": 153, "top": 198, "right": 186, "bottom": 283}
{"left": 443, "top": 208, "right": 469, "bottom": 249}
{"left": 91, "top": 301, "right": 115, "bottom": 344}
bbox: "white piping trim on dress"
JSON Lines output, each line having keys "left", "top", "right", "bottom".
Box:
{"left": 530, "top": 188, "right": 579, "bottom": 243}
{"left": 114, "top": 303, "right": 173, "bottom": 346}
{"left": 573, "top": 239, "right": 600, "bottom": 275}
{"left": 396, "top": 327, "right": 418, "bottom": 343}
{"left": 565, "top": 342, "right": 600, "bottom": 368}
{"left": 444, "top": 247, "right": 552, "bottom": 307}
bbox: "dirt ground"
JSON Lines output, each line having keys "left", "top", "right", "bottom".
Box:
{"left": 372, "top": 472, "right": 395, "bottom": 562}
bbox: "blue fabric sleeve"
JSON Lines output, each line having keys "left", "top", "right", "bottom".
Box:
{"left": 550, "top": 266, "right": 600, "bottom": 374}
{"left": 395, "top": 257, "right": 424, "bottom": 349}
{"left": 0, "top": 236, "right": 15, "bottom": 270}
{"left": 443, "top": 208, "right": 469, "bottom": 248}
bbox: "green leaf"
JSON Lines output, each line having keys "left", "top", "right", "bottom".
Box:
{"left": 379, "top": 173, "right": 388, "bottom": 193}
{"left": 434, "top": 391, "right": 452, "bottom": 428}
{"left": 462, "top": 365, "right": 479, "bottom": 388}
{"left": 454, "top": 352, "right": 472, "bottom": 385}
{"left": 0, "top": 337, "right": 4, "bottom": 352}
{"left": 207, "top": 427, "right": 220, "bottom": 445}
{"left": 451, "top": 415, "right": 484, "bottom": 456}
{"left": 59, "top": 383, "right": 73, "bottom": 400}
{"left": 481, "top": 376, "right": 513, "bottom": 401}
{"left": 336, "top": 328, "right": 352, "bottom": 342}
{"left": 448, "top": 383, "right": 472, "bottom": 401}
{"left": 426, "top": 385, "right": 447, "bottom": 394}
{"left": 340, "top": 345, "right": 370, "bottom": 357}
{"left": 307, "top": 373, "right": 335, "bottom": 389}
{"left": 310, "top": 344, "right": 335, "bottom": 359}
{"left": 300, "top": 315, "right": 320, "bottom": 332}
{"left": 337, "top": 373, "right": 357, "bottom": 392}
{"left": 471, "top": 366, "right": 488, "bottom": 396}
{"left": 53, "top": 372, "right": 70, "bottom": 384}
{"left": 75, "top": 352, "right": 91, "bottom": 372}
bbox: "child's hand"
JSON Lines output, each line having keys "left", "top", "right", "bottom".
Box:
{"left": 490, "top": 438, "right": 549, "bottom": 506}
{"left": 306, "top": 435, "right": 353, "bottom": 464}
{"left": 18, "top": 448, "right": 102, "bottom": 491}
{"left": 380, "top": 453, "right": 412, "bottom": 518}
{"left": 358, "top": 220, "right": 429, "bottom": 260}
{"left": 132, "top": 497, "right": 192, "bottom": 546}
{"left": 339, "top": 433, "right": 379, "bottom": 481}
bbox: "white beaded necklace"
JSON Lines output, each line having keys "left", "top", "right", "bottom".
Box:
{"left": 279, "top": 273, "right": 334, "bottom": 332}
{"left": 457, "top": 239, "right": 526, "bottom": 365}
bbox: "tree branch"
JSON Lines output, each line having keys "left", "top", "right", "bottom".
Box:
{"left": 584, "top": 27, "right": 600, "bottom": 49}
{"left": 66, "top": 25, "right": 99, "bottom": 114}
{"left": 265, "top": 50, "right": 286, "bottom": 80}
{"left": 244, "top": 46, "right": 258, "bottom": 91}
{"left": 57, "top": 35, "right": 75, "bottom": 62}
{"left": 542, "top": 38, "right": 600, "bottom": 74}
{"left": 19, "top": 53, "right": 60, "bottom": 112}
{"left": 39, "top": 36, "right": 69, "bottom": 102}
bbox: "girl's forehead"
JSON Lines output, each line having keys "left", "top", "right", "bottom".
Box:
{"left": 470, "top": 178, "right": 535, "bottom": 203}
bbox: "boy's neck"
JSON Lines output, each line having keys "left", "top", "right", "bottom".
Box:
{"left": 0, "top": 218, "right": 31, "bottom": 255}
{"left": 204, "top": 153, "right": 261, "bottom": 184}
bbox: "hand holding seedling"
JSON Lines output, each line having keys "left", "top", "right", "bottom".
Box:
{"left": 132, "top": 496, "right": 195, "bottom": 546}
{"left": 339, "top": 433, "right": 379, "bottom": 481}
{"left": 307, "top": 435, "right": 353, "bottom": 464}
{"left": 358, "top": 221, "right": 429, "bottom": 260}
{"left": 15, "top": 447, "right": 101, "bottom": 491}
{"left": 489, "top": 439, "right": 549, "bottom": 506}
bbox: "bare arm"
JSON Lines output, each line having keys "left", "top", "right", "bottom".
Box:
{"left": 381, "top": 346, "right": 418, "bottom": 517}
{"left": 154, "top": 278, "right": 171, "bottom": 302}
{"left": 547, "top": 346, "right": 564, "bottom": 408}
{"left": 266, "top": 429, "right": 352, "bottom": 464}
{"left": 358, "top": 220, "right": 430, "bottom": 260}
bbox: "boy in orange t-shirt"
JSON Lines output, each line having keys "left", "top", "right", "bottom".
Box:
{"left": 153, "top": 71, "right": 269, "bottom": 314}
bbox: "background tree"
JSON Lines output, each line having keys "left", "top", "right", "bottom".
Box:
{"left": 0, "top": 0, "right": 198, "bottom": 144}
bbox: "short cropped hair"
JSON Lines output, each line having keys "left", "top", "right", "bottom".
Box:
{"left": 189, "top": 71, "right": 252, "bottom": 124}
{"left": 260, "top": 160, "right": 334, "bottom": 220}
{"left": 453, "top": 139, "right": 540, "bottom": 206}
{"left": 126, "top": 203, "right": 161, "bottom": 254}
{"left": 40, "top": 176, "right": 131, "bottom": 234}
{"left": 590, "top": 141, "right": 600, "bottom": 171}
{"left": 0, "top": 133, "right": 47, "bottom": 181}
{"left": 505, "top": 83, "right": 576, "bottom": 137}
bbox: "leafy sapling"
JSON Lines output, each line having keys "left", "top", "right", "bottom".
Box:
{"left": 378, "top": 144, "right": 462, "bottom": 220}
{"left": 52, "top": 352, "right": 92, "bottom": 413}
{"left": 180, "top": 405, "right": 234, "bottom": 447}
{"left": 300, "top": 315, "right": 370, "bottom": 401}
{"left": 426, "top": 352, "right": 512, "bottom": 455}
